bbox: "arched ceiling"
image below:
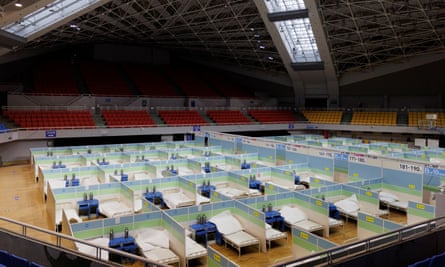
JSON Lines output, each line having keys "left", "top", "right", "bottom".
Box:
{"left": 0, "top": 0, "right": 444, "bottom": 79}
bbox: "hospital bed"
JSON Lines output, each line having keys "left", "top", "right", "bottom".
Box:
{"left": 265, "top": 223, "right": 287, "bottom": 250}
{"left": 162, "top": 188, "right": 195, "bottom": 209}
{"left": 186, "top": 236, "right": 207, "bottom": 266}
{"left": 214, "top": 183, "right": 261, "bottom": 199}
{"left": 75, "top": 237, "right": 109, "bottom": 261}
{"left": 279, "top": 206, "right": 324, "bottom": 233}
{"left": 335, "top": 194, "right": 360, "bottom": 220}
{"left": 378, "top": 191, "right": 408, "bottom": 212}
{"left": 209, "top": 211, "right": 260, "bottom": 257}
{"left": 134, "top": 228, "right": 180, "bottom": 266}
{"left": 98, "top": 199, "right": 133, "bottom": 218}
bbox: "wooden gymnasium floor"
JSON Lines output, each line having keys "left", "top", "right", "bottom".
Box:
{"left": 0, "top": 163, "right": 408, "bottom": 267}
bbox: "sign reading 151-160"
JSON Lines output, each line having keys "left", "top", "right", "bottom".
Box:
{"left": 399, "top": 163, "right": 422, "bottom": 173}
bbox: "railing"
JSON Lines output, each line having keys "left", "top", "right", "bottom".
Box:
{"left": 272, "top": 217, "right": 443, "bottom": 267}
{"left": 0, "top": 216, "right": 169, "bottom": 267}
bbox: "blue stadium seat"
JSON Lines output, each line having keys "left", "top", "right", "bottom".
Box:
{"left": 429, "top": 252, "right": 445, "bottom": 267}
{"left": 0, "top": 250, "right": 11, "bottom": 266}
{"left": 408, "top": 257, "right": 430, "bottom": 267}
{"left": 10, "top": 254, "right": 30, "bottom": 267}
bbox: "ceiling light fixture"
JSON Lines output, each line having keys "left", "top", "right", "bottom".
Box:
{"left": 15, "top": 2, "right": 23, "bottom": 8}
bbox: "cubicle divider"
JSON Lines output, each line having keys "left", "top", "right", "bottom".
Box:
{"left": 291, "top": 228, "right": 337, "bottom": 259}
{"left": 334, "top": 152, "right": 348, "bottom": 183}
{"left": 101, "top": 162, "right": 156, "bottom": 182}
{"left": 231, "top": 167, "right": 271, "bottom": 183}
{"left": 271, "top": 163, "right": 310, "bottom": 188}
{"left": 40, "top": 165, "right": 103, "bottom": 201}
{"left": 343, "top": 184, "right": 380, "bottom": 216}
{"left": 240, "top": 138, "right": 277, "bottom": 165}
{"left": 207, "top": 246, "right": 240, "bottom": 267}
{"left": 381, "top": 158, "right": 423, "bottom": 203}
{"left": 347, "top": 153, "right": 382, "bottom": 181}
{"left": 91, "top": 151, "right": 132, "bottom": 166}
{"left": 126, "top": 149, "right": 167, "bottom": 162}
{"left": 347, "top": 145, "right": 369, "bottom": 154}
{"left": 423, "top": 165, "right": 444, "bottom": 192}
{"left": 161, "top": 212, "right": 187, "bottom": 267}
{"left": 69, "top": 210, "right": 188, "bottom": 265}
{"left": 232, "top": 200, "right": 267, "bottom": 252}
{"left": 407, "top": 201, "right": 435, "bottom": 224}
{"left": 403, "top": 151, "right": 430, "bottom": 162}
{"left": 357, "top": 212, "right": 403, "bottom": 239}
{"left": 425, "top": 149, "right": 445, "bottom": 165}
{"left": 33, "top": 154, "right": 87, "bottom": 179}
{"left": 309, "top": 177, "right": 337, "bottom": 188}
{"left": 348, "top": 177, "right": 383, "bottom": 189}
{"left": 164, "top": 147, "right": 193, "bottom": 160}
{"left": 264, "top": 182, "right": 293, "bottom": 195}
{"left": 49, "top": 182, "right": 135, "bottom": 230}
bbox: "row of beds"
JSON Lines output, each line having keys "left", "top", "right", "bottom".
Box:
{"left": 332, "top": 192, "right": 408, "bottom": 221}
{"left": 64, "top": 181, "right": 392, "bottom": 264}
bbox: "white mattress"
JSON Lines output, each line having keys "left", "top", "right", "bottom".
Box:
{"left": 265, "top": 227, "right": 287, "bottom": 241}
{"left": 186, "top": 237, "right": 207, "bottom": 259}
{"left": 225, "top": 230, "right": 259, "bottom": 247}
{"left": 141, "top": 247, "right": 179, "bottom": 265}
{"left": 99, "top": 200, "right": 133, "bottom": 218}
{"left": 293, "top": 220, "right": 323, "bottom": 232}
{"left": 216, "top": 187, "right": 249, "bottom": 199}
{"left": 76, "top": 237, "right": 109, "bottom": 261}
{"left": 163, "top": 191, "right": 195, "bottom": 209}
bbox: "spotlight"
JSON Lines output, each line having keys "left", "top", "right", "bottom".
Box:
{"left": 14, "top": 2, "right": 23, "bottom": 7}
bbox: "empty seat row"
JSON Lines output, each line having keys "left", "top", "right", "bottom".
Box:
{"left": 0, "top": 249, "right": 45, "bottom": 267}
{"left": 248, "top": 110, "right": 297, "bottom": 123}
{"left": 102, "top": 110, "right": 156, "bottom": 127}
{"left": 303, "top": 110, "right": 343, "bottom": 124}
{"left": 207, "top": 110, "right": 252, "bottom": 124}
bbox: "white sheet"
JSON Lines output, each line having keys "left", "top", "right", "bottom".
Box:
{"left": 186, "top": 236, "right": 207, "bottom": 260}
{"left": 280, "top": 205, "right": 323, "bottom": 232}
{"left": 163, "top": 191, "right": 195, "bottom": 209}
{"left": 265, "top": 224, "right": 287, "bottom": 249}
{"left": 216, "top": 187, "right": 249, "bottom": 199}
{"left": 99, "top": 200, "right": 133, "bottom": 218}
{"left": 209, "top": 210, "right": 243, "bottom": 235}
{"left": 141, "top": 247, "right": 179, "bottom": 265}
{"left": 335, "top": 194, "right": 360, "bottom": 215}
{"left": 76, "top": 237, "right": 109, "bottom": 261}
{"left": 196, "top": 194, "right": 210, "bottom": 205}
{"left": 134, "top": 228, "right": 180, "bottom": 265}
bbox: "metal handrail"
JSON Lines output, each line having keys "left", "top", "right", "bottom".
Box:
{"left": 272, "top": 216, "right": 444, "bottom": 267}
{"left": 0, "top": 216, "right": 169, "bottom": 267}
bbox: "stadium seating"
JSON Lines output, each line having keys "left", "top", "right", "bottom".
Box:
{"left": 102, "top": 110, "right": 156, "bottom": 127}
{"left": 207, "top": 110, "right": 252, "bottom": 124}
{"left": 5, "top": 110, "right": 95, "bottom": 129}
{"left": 350, "top": 111, "right": 397, "bottom": 126}
{"left": 122, "top": 64, "right": 180, "bottom": 97}
{"left": 31, "top": 59, "right": 80, "bottom": 95}
{"left": 165, "top": 67, "right": 220, "bottom": 97}
{"left": 79, "top": 61, "right": 133, "bottom": 96}
{"left": 409, "top": 112, "right": 445, "bottom": 128}
{"left": 158, "top": 110, "right": 208, "bottom": 125}
{"left": 203, "top": 71, "right": 254, "bottom": 98}
{"left": 302, "top": 110, "right": 343, "bottom": 124}
{"left": 248, "top": 109, "right": 297, "bottom": 123}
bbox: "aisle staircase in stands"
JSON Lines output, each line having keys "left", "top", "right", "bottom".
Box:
{"left": 397, "top": 111, "right": 409, "bottom": 126}
{"left": 341, "top": 110, "right": 353, "bottom": 124}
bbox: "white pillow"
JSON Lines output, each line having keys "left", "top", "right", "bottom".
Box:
{"left": 280, "top": 206, "right": 307, "bottom": 224}
{"left": 136, "top": 228, "right": 170, "bottom": 249}
{"left": 379, "top": 191, "right": 399, "bottom": 202}
{"left": 335, "top": 198, "right": 360, "bottom": 213}
{"left": 209, "top": 211, "right": 243, "bottom": 235}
